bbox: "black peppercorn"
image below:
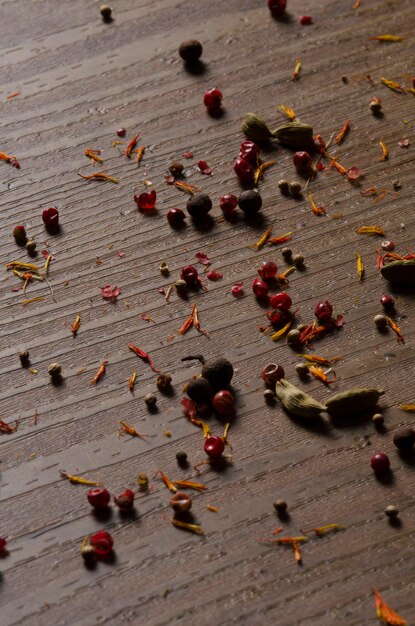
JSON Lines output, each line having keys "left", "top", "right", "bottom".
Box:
{"left": 100, "top": 4, "right": 112, "bottom": 21}
{"left": 273, "top": 499, "right": 288, "bottom": 514}
{"left": 186, "top": 193, "right": 212, "bottom": 220}
{"left": 18, "top": 350, "right": 30, "bottom": 367}
{"left": 176, "top": 451, "right": 188, "bottom": 467}
{"left": 393, "top": 428, "right": 415, "bottom": 453}
{"left": 201, "top": 357, "right": 233, "bottom": 390}
{"left": 186, "top": 377, "right": 214, "bottom": 403}
{"left": 179, "top": 40, "right": 203, "bottom": 64}
{"left": 156, "top": 373, "right": 172, "bottom": 390}
{"left": 237, "top": 190, "right": 262, "bottom": 215}
{"left": 168, "top": 161, "right": 184, "bottom": 177}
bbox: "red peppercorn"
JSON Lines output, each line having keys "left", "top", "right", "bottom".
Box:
{"left": 313, "top": 135, "right": 326, "bottom": 152}
{"left": 270, "top": 291, "right": 292, "bottom": 311}
{"left": 261, "top": 363, "right": 285, "bottom": 385}
{"left": 181, "top": 265, "right": 199, "bottom": 285}
{"left": 293, "top": 151, "right": 312, "bottom": 170}
{"left": 0, "top": 537, "right": 7, "bottom": 553}
{"left": 167, "top": 208, "right": 186, "bottom": 227}
{"left": 42, "top": 207, "right": 59, "bottom": 228}
{"left": 267, "top": 309, "right": 289, "bottom": 327}
{"left": 212, "top": 390, "right": 235, "bottom": 416}
{"left": 370, "top": 452, "right": 390, "bottom": 474}
{"left": 381, "top": 240, "right": 395, "bottom": 252}
{"left": 233, "top": 156, "right": 255, "bottom": 187}
{"left": 252, "top": 278, "right": 269, "bottom": 298}
{"left": 219, "top": 193, "right": 238, "bottom": 214}
{"left": 203, "top": 88, "right": 223, "bottom": 113}
{"left": 204, "top": 435, "right": 225, "bottom": 459}
{"left": 267, "top": 0, "right": 287, "bottom": 17}
{"left": 116, "top": 128, "right": 126, "bottom": 137}
{"left": 13, "top": 225, "right": 27, "bottom": 244}
{"left": 299, "top": 15, "right": 313, "bottom": 25}
{"left": 89, "top": 530, "right": 114, "bottom": 558}
{"left": 380, "top": 294, "right": 395, "bottom": 308}
{"left": 134, "top": 189, "right": 156, "bottom": 212}
{"left": 114, "top": 488, "right": 135, "bottom": 511}
{"left": 315, "top": 300, "right": 333, "bottom": 322}
{"left": 231, "top": 282, "right": 244, "bottom": 297}
{"left": 239, "top": 140, "right": 260, "bottom": 164}
{"left": 258, "top": 261, "right": 278, "bottom": 280}
{"left": 87, "top": 487, "right": 111, "bottom": 508}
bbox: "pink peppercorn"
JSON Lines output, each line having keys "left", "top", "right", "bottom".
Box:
{"left": 219, "top": 193, "right": 238, "bottom": 214}
{"left": 204, "top": 435, "right": 225, "bottom": 459}
{"left": 315, "top": 300, "right": 333, "bottom": 322}
{"left": 167, "top": 208, "right": 186, "bottom": 227}
{"left": 203, "top": 88, "right": 223, "bottom": 113}
{"left": 267, "top": 309, "right": 289, "bottom": 327}
{"left": 371, "top": 452, "right": 390, "bottom": 473}
{"left": 233, "top": 156, "right": 255, "bottom": 187}
{"left": 42, "top": 207, "right": 59, "bottom": 228}
{"left": 293, "top": 151, "right": 312, "bottom": 170}
{"left": 181, "top": 265, "right": 199, "bottom": 285}
{"left": 232, "top": 282, "right": 244, "bottom": 297}
{"left": 0, "top": 537, "right": 7, "bottom": 553}
{"left": 267, "top": 0, "right": 287, "bottom": 17}
{"left": 380, "top": 294, "right": 395, "bottom": 308}
{"left": 252, "top": 278, "right": 269, "bottom": 298}
{"left": 114, "top": 488, "right": 135, "bottom": 511}
{"left": 239, "top": 140, "right": 259, "bottom": 164}
{"left": 87, "top": 488, "right": 111, "bottom": 508}
{"left": 89, "top": 530, "right": 114, "bottom": 558}
{"left": 258, "top": 261, "right": 278, "bottom": 280}
{"left": 116, "top": 128, "right": 126, "bottom": 137}
{"left": 134, "top": 189, "right": 156, "bottom": 212}
{"left": 270, "top": 291, "right": 292, "bottom": 311}
{"left": 299, "top": 15, "right": 313, "bottom": 25}
{"left": 261, "top": 363, "right": 285, "bottom": 385}
{"left": 212, "top": 390, "right": 235, "bottom": 416}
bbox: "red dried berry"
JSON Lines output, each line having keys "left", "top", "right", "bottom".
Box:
{"left": 380, "top": 294, "right": 395, "bottom": 308}
{"left": 87, "top": 488, "right": 111, "bottom": 508}
{"left": 89, "top": 530, "right": 114, "bottom": 557}
{"left": 134, "top": 189, "right": 156, "bottom": 212}
{"left": 299, "top": 15, "right": 313, "bottom": 25}
{"left": 203, "top": 88, "right": 223, "bottom": 112}
{"left": 114, "top": 488, "right": 135, "bottom": 511}
{"left": 212, "top": 390, "right": 235, "bottom": 416}
{"left": 233, "top": 156, "right": 255, "bottom": 187}
{"left": 116, "top": 128, "right": 126, "bottom": 137}
{"left": 252, "top": 278, "right": 269, "bottom": 298}
{"left": 267, "top": 0, "right": 287, "bottom": 17}
{"left": 167, "top": 208, "right": 186, "bottom": 227}
{"left": 258, "top": 261, "right": 278, "bottom": 280}
{"left": 204, "top": 435, "right": 225, "bottom": 459}
{"left": 239, "top": 140, "right": 260, "bottom": 164}
{"left": 231, "top": 282, "right": 244, "bottom": 297}
{"left": 0, "top": 537, "right": 7, "bottom": 553}
{"left": 270, "top": 291, "right": 292, "bottom": 311}
{"left": 293, "top": 151, "right": 312, "bottom": 170}
{"left": 181, "top": 265, "right": 199, "bottom": 285}
{"left": 261, "top": 363, "right": 285, "bottom": 385}
{"left": 13, "top": 225, "right": 27, "bottom": 244}
{"left": 219, "top": 193, "right": 238, "bottom": 214}
{"left": 315, "top": 300, "right": 333, "bottom": 322}
{"left": 42, "top": 207, "right": 59, "bottom": 228}
{"left": 381, "top": 240, "right": 395, "bottom": 252}
{"left": 370, "top": 452, "right": 390, "bottom": 474}
{"left": 267, "top": 309, "right": 289, "bottom": 327}
{"left": 313, "top": 135, "right": 327, "bottom": 152}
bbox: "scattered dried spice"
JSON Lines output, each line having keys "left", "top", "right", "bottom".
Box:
{"left": 279, "top": 105, "right": 296, "bottom": 121}
{"left": 171, "top": 518, "right": 205, "bottom": 535}
{"left": 373, "top": 589, "right": 407, "bottom": 626}
{"left": 254, "top": 160, "right": 277, "bottom": 184}
{"left": 79, "top": 172, "right": 119, "bottom": 183}
{"left": 380, "top": 77, "right": 406, "bottom": 93}
{"left": 175, "top": 181, "right": 202, "bottom": 195}
{"left": 356, "top": 226, "right": 385, "bottom": 236}
{"left": 385, "top": 316, "right": 404, "bottom": 343}
{"left": 128, "top": 370, "right": 137, "bottom": 393}
{"left": 379, "top": 141, "right": 389, "bottom": 161}
{"left": 356, "top": 252, "right": 364, "bottom": 281}
{"left": 398, "top": 138, "right": 410, "bottom": 148}
{"left": 335, "top": 120, "right": 350, "bottom": 144}
{"left": 250, "top": 227, "right": 272, "bottom": 250}
{"left": 0, "top": 150, "right": 20, "bottom": 168}
{"left": 207, "top": 504, "right": 219, "bottom": 513}
{"left": 329, "top": 158, "right": 348, "bottom": 176}
{"left": 70, "top": 314, "right": 81, "bottom": 335}
{"left": 128, "top": 343, "right": 160, "bottom": 372}
{"left": 84, "top": 148, "right": 103, "bottom": 164}
{"left": 118, "top": 420, "right": 149, "bottom": 440}
{"left": 271, "top": 320, "right": 293, "bottom": 341}
{"left": 369, "top": 34, "right": 403, "bottom": 42}
{"left": 173, "top": 479, "right": 208, "bottom": 492}
{"left": 155, "top": 471, "right": 177, "bottom": 493}
{"left": 198, "top": 160, "right": 212, "bottom": 175}
{"left": 309, "top": 192, "right": 326, "bottom": 216}
{"left": 399, "top": 404, "right": 415, "bottom": 412}
{"left": 90, "top": 360, "right": 108, "bottom": 385}
{"left": 206, "top": 270, "right": 223, "bottom": 281}
{"left": 303, "top": 523, "right": 345, "bottom": 536}
{"left": 292, "top": 59, "right": 302, "bottom": 80}
{"left": 195, "top": 252, "right": 211, "bottom": 266}
{"left": 268, "top": 232, "right": 293, "bottom": 246}
{"left": 0, "top": 419, "right": 18, "bottom": 434}
{"left": 125, "top": 133, "right": 140, "bottom": 158}
{"left": 308, "top": 365, "right": 336, "bottom": 385}
{"left": 59, "top": 471, "right": 99, "bottom": 486}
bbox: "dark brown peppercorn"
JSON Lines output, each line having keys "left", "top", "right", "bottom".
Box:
{"left": 384, "top": 504, "right": 399, "bottom": 519}
{"left": 238, "top": 190, "right": 262, "bottom": 215}
{"left": 273, "top": 499, "right": 288, "bottom": 514}
{"left": 292, "top": 254, "right": 304, "bottom": 267}
{"left": 393, "top": 428, "right": 415, "bottom": 453}
{"left": 202, "top": 357, "right": 234, "bottom": 390}
{"left": 179, "top": 40, "right": 203, "bottom": 64}
{"left": 19, "top": 350, "right": 30, "bottom": 366}
{"left": 100, "top": 4, "right": 112, "bottom": 21}
{"left": 168, "top": 161, "right": 184, "bottom": 177}
{"left": 13, "top": 225, "right": 27, "bottom": 245}
{"left": 281, "top": 247, "right": 292, "bottom": 260}
{"left": 25, "top": 239, "right": 37, "bottom": 254}
{"left": 278, "top": 179, "right": 289, "bottom": 194}
{"left": 288, "top": 181, "right": 302, "bottom": 197}
{"left": 156, "top": 373, "right": 172, "bottom": 390}
{"left": 186, "top": 377, "right": 214, "bottom": 404}
{"left": 186, "top": 193, "right": 212, "bottom": 220}
{"left": 144, "top": 393, "right": 157, "bottom": 409}
{"left": 176, "top": 451, "right": 188, "bottom": 467}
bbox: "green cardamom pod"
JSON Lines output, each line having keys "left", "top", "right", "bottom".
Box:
{"left": 381, "top": 260, "right": 415, "bottom": 286}
{"left": 326, "top": 388, "right": 384, "bottom": 417}
{"left": 275, "top": 379, "right": 327, "bottom": 418}
{"left": 242, "top": 113, "right": 314, "bottom": 149}
{"left": 241, "top": 113, "right": 274, "bottom": 142}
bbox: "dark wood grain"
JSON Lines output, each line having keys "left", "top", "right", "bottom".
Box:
{"left": 1, "top": 0, "right": 415, "bottom": 624}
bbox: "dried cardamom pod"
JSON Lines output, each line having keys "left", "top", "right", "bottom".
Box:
{"left": 326, "top": 388, "right": 384, "bottom": 417}
{"left": 275, "top": 379, "right": 327, "bottom": 418}
{"left": 241, "top": 113, "right": 314, "bottom": 149}
{"left": 381, "top": 260, "right": 415, "bottom": 286}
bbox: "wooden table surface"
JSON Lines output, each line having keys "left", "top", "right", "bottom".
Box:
{"left": 1, "top": 0, "right": 414, "bottom": 624}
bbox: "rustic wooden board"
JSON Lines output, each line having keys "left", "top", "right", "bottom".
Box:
{"left": 1, "top": 0, "right": 414, "bottom": 624}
